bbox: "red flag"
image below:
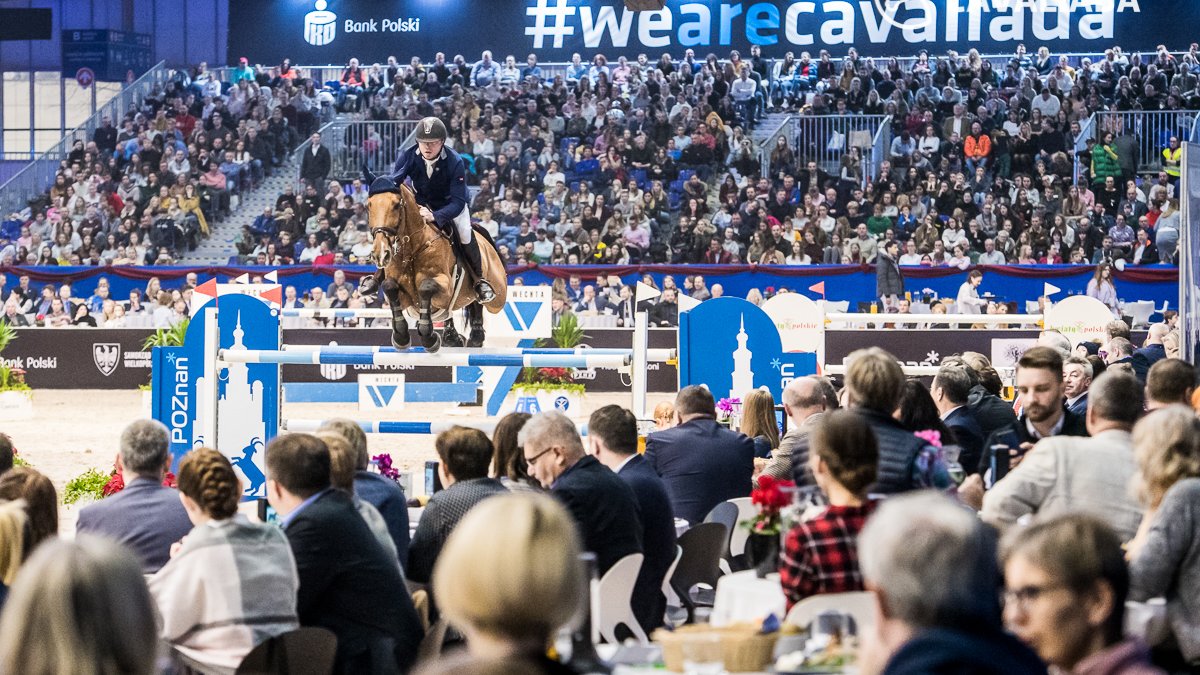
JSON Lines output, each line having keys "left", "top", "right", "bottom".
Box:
{"left": 808, "top": 281, "right": 826, "bottom": 296}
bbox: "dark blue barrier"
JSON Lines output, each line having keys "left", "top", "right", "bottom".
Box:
{"left": 0, "top": 264, "right": 1177, "bottom": 310}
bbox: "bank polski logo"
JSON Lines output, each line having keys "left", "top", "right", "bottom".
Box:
{"left": 304, "top": 0, "right": 337, "bottom": 46}
{"left": 870, "top": 0, "right": 1068, "bottom": 32}
{"left": 92, "top": 343, "right": 121, "bottom": 376}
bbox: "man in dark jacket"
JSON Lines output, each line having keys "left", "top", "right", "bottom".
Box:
{"left": 977, "top": 346, "right": 1088, "bottom": 477}
{"left": 845, "top": 348, "right": 948, "bottom": 493}
{"left": 932, "top": 364, "right": 986, "bottom": 477}
{"left": 267, "top": 433, "right": 423, "bottom": 674}
{"left": 299, "top": 132, "right": 332, "bottom": 186}
{"left": 858, "top": 493, "right": 1047, "bottom": 675}
{"left": 521, "top": 411, "right": 643, "bottom": 576}
{"left": 875, "top": 241, "right": 904, "bottom": 310}
{"left": 945, "top": 354, "right": 1018, "bottom": 437}
{"left": 589, "top": 405, "right": 676, "bottom": 634}
{"left": 645, "top": 385, "right": 755, "bottom": 524}
{"left": 1130, "top": 323, "right": 1168, "bottom": 382}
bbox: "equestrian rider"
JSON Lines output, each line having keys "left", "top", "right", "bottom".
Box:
{"left": 359, "top": 116, "right": 496, "bottom": 303}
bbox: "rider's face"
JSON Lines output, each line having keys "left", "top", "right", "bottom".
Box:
{"left": 418, "top": 139, "right": 444, "bottom": 160}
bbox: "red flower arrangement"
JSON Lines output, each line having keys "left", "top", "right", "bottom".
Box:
{"left": 745, "top": 475, "right": 795, "bottom": 535}
{"left": 101, "top": 459, "right": 176, "bottom": 497}
{"left": 534, "top": 367, "right": 574, "bottom": 385}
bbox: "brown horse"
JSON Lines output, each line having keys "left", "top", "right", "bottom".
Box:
{"left": 365, "top": 175, "right": 507, "bottom": 351}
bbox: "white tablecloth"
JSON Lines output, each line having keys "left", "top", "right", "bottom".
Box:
{"left": 710, "top": 570, "right": 788, "bottom": 628}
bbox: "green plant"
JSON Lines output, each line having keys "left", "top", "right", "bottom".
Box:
{"left": 549, "top": 312, "right": 586, "bottom": 349}
{"left": 143, "top": 318, "right": 190, "bottom": 350}
{"left": 511, "top": 382, "right": 586, "bottom": 395}
{"left": 518, "top": 313, "right": 590, "bottom": 387}
{"left": 0, "top": 321, "right": 28, "bottom": 393}
{"left": 62, "top": 467, "right": 112, "bottom": 505}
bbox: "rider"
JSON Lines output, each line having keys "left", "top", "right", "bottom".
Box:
{"left": 359, "top": 116, "right": 496, "bottom": 303}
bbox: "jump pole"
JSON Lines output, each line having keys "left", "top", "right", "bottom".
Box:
{"left": 281, "top": 418, "right": 589, "bottom": 436}
{"left": 220, "top": 350, "right": 633, "bottom": 371}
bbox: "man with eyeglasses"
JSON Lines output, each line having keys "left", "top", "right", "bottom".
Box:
{"left": 518, "top": 411, "right": 642, "bottom": 575}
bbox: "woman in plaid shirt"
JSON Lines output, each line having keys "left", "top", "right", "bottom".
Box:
{"left": 779, "top": 410, "right": 881, "bottom": 609}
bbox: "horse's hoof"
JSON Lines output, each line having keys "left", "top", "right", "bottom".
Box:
{"left": 443, "top": 332, "right": 465, "bottom": 348}
{"left": 416, "top": 320, "right": 433, "bottom": 338}
{"left": 391, "top": 330, "right": 411, "bottom": 350}
{"left": 423, "top": 332, "right": 442, "bottom": 352}
{"left": 467, "top": 333, "right": 484, "bottom": 348}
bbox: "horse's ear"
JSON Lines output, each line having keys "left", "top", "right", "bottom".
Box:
{"left": 362, "top": 163, "right": 377, "bottom": 186}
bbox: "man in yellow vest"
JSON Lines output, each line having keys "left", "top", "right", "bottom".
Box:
{"left": 1162, "top": 136, "right": 1182, "bottom": 185}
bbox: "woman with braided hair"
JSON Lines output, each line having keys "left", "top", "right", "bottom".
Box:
{"left": 149, "top": 448, "right": 299, "bottom": 673}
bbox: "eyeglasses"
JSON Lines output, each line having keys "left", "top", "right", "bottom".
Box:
{"left": 1002, "top": 583, "right": 1065, "bottom": 609}
{"left": 524, "top": 446, "right": 555, "bottom": 466}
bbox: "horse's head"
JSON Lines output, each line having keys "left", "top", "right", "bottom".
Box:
{"left": 366, "top": 172, "right": 407, "bottom": 269}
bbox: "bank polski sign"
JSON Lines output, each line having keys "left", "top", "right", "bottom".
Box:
{"left": 231, "top": 0, "right": 1156, "bottom": 65}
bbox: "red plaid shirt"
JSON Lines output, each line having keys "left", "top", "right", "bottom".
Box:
{"left": 779, "top": 499, "right": 879, "bottom": 609}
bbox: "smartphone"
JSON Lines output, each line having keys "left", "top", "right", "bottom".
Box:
{"left": 988, "top": 431, "right": 1024, "bottom": 484}
{"left": 774, "top": 406, "right": 788, "bottom": 436}
{"left": 256, "top": 498, "right": 280, "bottom": 526}
{"left": 424, "top": 460, "right": 444, "bottom": 496}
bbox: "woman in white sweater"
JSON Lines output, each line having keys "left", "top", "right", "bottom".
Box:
{"left": 149, "top": 448, "right": 299, "bottom": 673}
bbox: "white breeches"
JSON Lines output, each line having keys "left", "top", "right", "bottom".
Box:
{"left": 452, "top": 207, "right": 472, "bottom": 244}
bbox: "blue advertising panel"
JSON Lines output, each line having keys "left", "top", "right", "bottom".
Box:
{"left": 229, "top": 0, "right": 1175, "bottom": 66}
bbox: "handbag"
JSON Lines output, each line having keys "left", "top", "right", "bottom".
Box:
{"left": 827, "top": 130, "right": 846, "bottom": 152}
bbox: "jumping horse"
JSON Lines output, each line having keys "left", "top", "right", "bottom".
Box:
{"left": 364, "top": 170, "right": 507, "bottom": 351}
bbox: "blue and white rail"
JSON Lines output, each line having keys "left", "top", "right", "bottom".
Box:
{"left": 281, "top": 418, "right": 588, "bottom": 436}
{"left": 219, "top": 348, "right": 633, "bottom": 370}
{"left": 279, "top": 344, "right": 676, "bottom": 362}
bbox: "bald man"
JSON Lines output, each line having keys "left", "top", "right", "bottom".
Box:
{"left": 765, "top": 375, "right": 835, "bottom": 489}
{"left": 1131, "top": 323, "right": 1168, "bottom": 383}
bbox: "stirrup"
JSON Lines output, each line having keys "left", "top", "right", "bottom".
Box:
{"left": 474, "top": 280, "right": 496, "bottom": 303}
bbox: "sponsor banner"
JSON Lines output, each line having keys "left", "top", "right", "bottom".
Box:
{"left": 825, "top": 329, "right": 1146, "bottom": 370}
{"left": 228, "top": 0, "right": 1165, "bottom": 65}
{"left": 1044, "top": 295, "right": 1116, "bottom": 346}
{"left": 359, "top": 374, "right": 406, "bottom": 411}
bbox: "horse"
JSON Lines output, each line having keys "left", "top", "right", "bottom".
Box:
{"left": 364, "top": 171, "right": 507, "bottom": 351}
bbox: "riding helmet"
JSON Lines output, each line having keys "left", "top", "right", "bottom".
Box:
{"left": 415, "top": 116, "right": 448, "bottom": 142}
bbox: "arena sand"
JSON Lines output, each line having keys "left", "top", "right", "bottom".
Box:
{"left": 5, "top": 389, "right": 674, "bottom": 534}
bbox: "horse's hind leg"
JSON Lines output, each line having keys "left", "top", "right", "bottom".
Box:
{"left": 443, "top": 313, "right": 465, "bottom": 348}
{"left": 417, "top": 278, "right": 441, "bottom": 352}
{"left": 466, "top": 302, "right": 485, "bottom": 348}
{"left": 381, "top": 279, "right": 410, "bottom": 349}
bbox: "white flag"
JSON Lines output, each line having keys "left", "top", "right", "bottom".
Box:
{"left": 264, "top": 270, "right": 279, "bottom": 283}
{"left": 233, "top": 273, "right": 250, "bottom": 285}
{"left": 1043, "top": 282, "right": 1061, "bottom": 298}
{"left": 677, "top": 294, "right": 701, "bottom": 313}
{"left": 635, "top": 281, "right": 661, "bottom": 304}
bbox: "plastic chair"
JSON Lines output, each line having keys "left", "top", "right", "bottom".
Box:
{"left": 597, "top": 552, "right": 649, "bottom": 645}
{"left": 669, "top": 522, "right": 729, "bottom": 624}
{"left": 236, "top": 627, "right": 338, "bottom": 675}
{"left": 727, "top": 497, "right": 757, "bottom": 560}
{"left": 1125, "top": 300, "right": 1155, "bottom": 328}
{"left": 661, "top": 545, "right": 684, "bottom": 625}
{"left": 783, "top": 591, "right": 876, "bottom": 638}
{"left": 704, "top": 501, "right": 739, "bottom": 574}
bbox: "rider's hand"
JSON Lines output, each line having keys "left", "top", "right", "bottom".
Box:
{"left": 419, "top": 206, "right": 435, "bottom": 222}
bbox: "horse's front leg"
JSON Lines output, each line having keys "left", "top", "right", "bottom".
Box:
{"left": 381, "top": 279, "right": 410, "bottom": 349}
{"left": 416, "top": 277, "right": 441, "bottom": 351}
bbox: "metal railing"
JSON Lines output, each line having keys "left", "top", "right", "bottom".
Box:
{"left": 1089, "top": 110, "right": 1200, "bottom": 175}
{"left": 0, "top": 61, "right": 174, "bottom": 216}
{"left": 868, "top": 116, "right": 893, "bottom": 189}
{"left": 792, "top": 114, "right": 890, "bottom": 175}
{"left": 293, "top": 119, "right": 419, "bottom": 186}
{"left": 1073, "top": 114, "right": 1097, "bottom": 184}
{"left": 757, "top": 116, "right": 796, "bottom": 178}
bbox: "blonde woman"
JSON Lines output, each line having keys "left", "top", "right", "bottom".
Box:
{"left": 1126, "top": 406, "right": 1200, "bottom": 665}
{"left": 432, "top": 494, "right": 584, "bottom": 674}
{"left": 0, "top": 536, "right": 158, "bottom": 675}
{"left": 0, "top": 500, "right": 27, "bottom": 589}
{"left": 740, "top": 388, "right": 780, "bottom": 459}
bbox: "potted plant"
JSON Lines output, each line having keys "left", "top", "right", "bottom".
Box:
{"left": 507, "top": 313, "right": 588, "bottom": 415}
{"left": 0, "top": 321, "right": 32, "bottom": 420}
{"left": 740, "top": 475, "right": 795, "bottom": 578}
{"left": 63, "top": 457, "right": 177, "bottom": 508}
{"left": 141, "top": 319, "right": 189, "bottom": 415}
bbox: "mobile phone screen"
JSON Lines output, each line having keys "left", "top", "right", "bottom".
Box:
{"left": 256, "top": 498, "right": 280, "bottom": 526}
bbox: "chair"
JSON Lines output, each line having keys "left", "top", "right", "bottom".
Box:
{"left": 703, "top": 501, "right": 738, "bottom": 574}
{"left": 669, "top": 522, "right": 729, "bottom": 624}
{"left": 661, "top": 545, "right": 684, "bottom": 626}
{"left": 726, "top": 497, "right": 758, "bottom": 562}
{"left": 597, "top": 552, "right": 649, "bottom": 645}
{"left": 1125, "top": 300, "right": 1155, "bottom": 328}
{"left": 235, "top": 627, "right": 338, "bottom": 675}
{"left": 783, "top": 591, "right": 876, "bottom": 638}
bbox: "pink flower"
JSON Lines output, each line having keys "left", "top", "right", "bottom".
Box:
{"left": 914, "top": 429, "right": 943, "bottom": 448}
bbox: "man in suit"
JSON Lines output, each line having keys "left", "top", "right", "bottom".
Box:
{"left": 1130, "top": 323, "right": 1168, "bottom": 382}
{"left": 644, "top": 385, "right": 755, "bottom": 524}
{"left": 931, "top": 364, "right": 986, "bottom": 477}
{"left": 407, "top": 427, "right": 507, "bottom": 584}
{"left": 1062, "top": 356, "right": 1092, "bottom": 417}
{"left": 573, "top": 284, "right": 612, "bottom": 315}
{"left": 299, "top": 132, "right": 331, "bottom": 186}
{"left": 982, "top": 372, "right": 1144, "bottom": 541}
{"left": 976, "top": 346, "right": 1088, "bottom": 478}
{"left": 947, "top": 354, "right": 1017, "bottom": 437}
{"left": 1131, "top": 228, "right": 1159, "bottom": 265}
{"left": 318, "top": 419, "right": 410, "bottom": 563}
{"left": 76, "top": 419, "right": 192, "bottom": 573}
{"left": 588, "top": 405, "right": 676, "bottom": 633}
{"left": 266, "top": 433, "right": 423, "bottom": 673}
{"left": 520, "top": 411, "right": 643, "bottom": 575}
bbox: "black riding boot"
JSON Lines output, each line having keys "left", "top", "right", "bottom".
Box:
{"left": 462, "top": 234, "right": 496, "bottom": 303}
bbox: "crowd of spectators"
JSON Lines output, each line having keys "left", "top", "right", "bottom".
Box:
{"left": 248, "top": 42, "right": 1193, "bottom": 273}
